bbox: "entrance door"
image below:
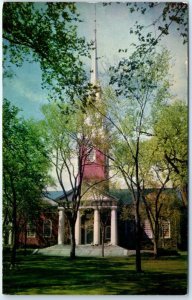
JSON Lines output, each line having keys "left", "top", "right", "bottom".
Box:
{"left": 85, "top": 226, "right": 93, "bottom": 244}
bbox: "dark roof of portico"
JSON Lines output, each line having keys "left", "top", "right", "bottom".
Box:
{"left": 43, "top": 188, "right": 118, "bottom": 204}
{"left": 43, "top": 187, "right": 180, "bottom": 206}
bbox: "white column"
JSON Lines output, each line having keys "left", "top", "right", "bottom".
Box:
{"left": 111, "top": 206, "right": 118, "bottom": 245}
{"left": 58, "top": 207, "right": 65, "bottom": 245}
{"left": 93, "top": 208, "right": 100, "bottom": 245}
{"left": 75, "top": 210, "right": 81, "bottom": 245}
{"left": 8, "top": 223, "right": 12, "bottom": 245}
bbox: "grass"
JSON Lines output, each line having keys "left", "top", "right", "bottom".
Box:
{"left": 3, "top": 250, "right": 188, "bottom": 295}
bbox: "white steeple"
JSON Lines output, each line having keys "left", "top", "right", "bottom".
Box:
{"left": 91, "top": 5, "right": 99, "bottom": 85}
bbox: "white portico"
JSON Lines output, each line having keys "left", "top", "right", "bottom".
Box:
{"left": 58, "top": 196, "right": 118, "bottom": 246}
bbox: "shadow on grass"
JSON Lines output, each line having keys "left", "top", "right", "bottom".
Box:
{"left": 3, "top": 252, "right": 188, "bottom": 295}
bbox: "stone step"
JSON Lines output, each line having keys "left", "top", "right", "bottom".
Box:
{"left": 35, "top": 244, "right": 135, "bottom": 257}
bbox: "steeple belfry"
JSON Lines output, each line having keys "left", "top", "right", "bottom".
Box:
{"left": 91, "top": 5, "right": 99, "bottom": 85}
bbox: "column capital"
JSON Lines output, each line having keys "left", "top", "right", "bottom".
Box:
{"left": 111, "top": 206, "right": 117, "bottom": 210}
{"left": 58, "top": 207, "right": 65, "bottom": 211}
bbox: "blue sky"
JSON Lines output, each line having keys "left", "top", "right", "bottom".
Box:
{"left": 3, "top": 2, "right": 188, "bottom": 120}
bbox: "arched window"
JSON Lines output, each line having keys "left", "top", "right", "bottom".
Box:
{"left": 27, "top": 223, "right": 36, "bottom": 238}
{"left": 87, "top": 148, "right": 96, "bottom": 162}
{"left": 43, "top": 219, "right": 52, "bottom": 238}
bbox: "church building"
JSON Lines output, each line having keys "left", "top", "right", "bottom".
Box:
{"left": 15, "top": 11, "right": 186, "bottom": 254}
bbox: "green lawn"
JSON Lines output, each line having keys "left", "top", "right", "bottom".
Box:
{"left": 3, "top": 251, "right": 188, "bottom": 295}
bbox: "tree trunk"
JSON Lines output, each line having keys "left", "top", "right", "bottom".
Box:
{"left": 153, "top": 237, "right": 159, "bottom": 259}
{"left": 180, "top": 184, "right": 188, "bottom": 208}
{"left": 135, "top": 154, "right": 142, "bottom": 273}
{"left": 101, "top": 227, "right": 105, "bottom": 257}
{"left": 24, "top": 223, "right": 27, "bottom": 256}
{"left": 154, "top": 221, "right": 159, "bottom": 259}
{"left": 135, "top": 208, "right": 142, "bottom": 272}
{"left": 10, "top": 196, "right": 17, "bottom": 268}
{"left": 70, "top": 222, "right": 76, "bottom": 259}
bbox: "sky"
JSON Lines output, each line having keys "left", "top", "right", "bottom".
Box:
{"left": 1, "top": 3, "right": 191, "bottom": 292}
{"left": 3, "top": 2, "right": 188, "bottom": 120}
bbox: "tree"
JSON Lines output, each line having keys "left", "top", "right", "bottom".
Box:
{"left": 128, "top": 2, "right": 188, "bottom": 45}
{"left": 86, "top": 182, "right": 111, "bottom": 257}
{"left": 119, "top": 189, "right": 181, "bottom": 256}
{"left": 153, "top": 101, "right": 188, "bottom": 207}
{"left": 100, "top": 208, "right": 111, "bottom": 257}
{"left": 3, "top": 99, "right": 51, "bottom": 267}
{"left": 141, "top": 190, "right": 181, "bottom": 256}
{"left": 138, "top": 138, "right": 172, "bottom": 258}
{"left": 41, "top": 100, "right": 110, "bottom": 259}
{"left": 91, "top": 48, "right": 171, "bottom": 272}
{"left": 3, "top": 2, "right": 91, "bottom": 102}
{"left": 103, "top": 3, "right": 188, "bottom": 50}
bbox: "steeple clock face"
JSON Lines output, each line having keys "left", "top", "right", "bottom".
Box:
{"left": 87, "top": 149, "right": 96, "bottom": 163}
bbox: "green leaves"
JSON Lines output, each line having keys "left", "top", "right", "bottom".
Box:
{"left": 154, "top": 101, "right": 187, "bottom": 187}
{"left": 3, "top": 99, "right": 52, "bottom": 227}
{"left": 103, "top": 48, "right": 176, "bottom": 203}
{"left": 3, "top": 2, "right": 90, "bottom": 102}
{"left": 128, "top": 2, "right": 188, "bottom": 46}
{"left": 109, "top": 48, "right": 171, "bottom": 113}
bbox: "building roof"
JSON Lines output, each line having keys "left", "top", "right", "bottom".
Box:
{"left": 110, "top": 188, "right": 180, "bottom": 205}
{"left": 43, "top": 190, "right": 73, "bottom": 201}
{"left": 42, "top": 188, "right": 180, "bottom": 206}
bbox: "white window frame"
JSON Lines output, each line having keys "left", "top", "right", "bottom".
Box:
{"left": 144, "top": 219, "right": 153, "bottom": 239}
{"left": 161, "top": 220, "right": 171, "bottom": 239}
{"left": 43, "top": 219, "right": 52, "bottom": 238}
{"left": 27, "top": 223, "right": 36, "bottom": 238}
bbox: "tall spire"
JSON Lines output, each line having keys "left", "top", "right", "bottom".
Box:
{"left": 91, "top": 4, "right": 98, "bottom": 85}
